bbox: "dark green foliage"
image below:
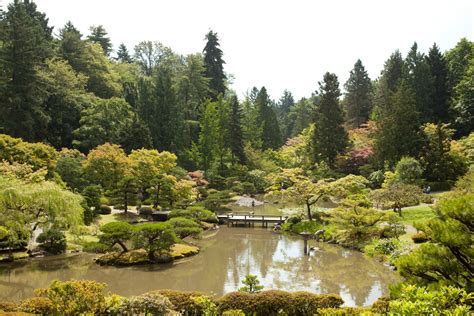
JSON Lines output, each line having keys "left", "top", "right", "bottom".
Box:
{"left": 110, "top": 176, "right": 138, "bottom": 214}
{"left": 98, "top": 205, "right": 112, "bottom": 215}
{"left": 0, "top": 0, "right": 52, "bottom": 141}
{"left": 203, "top": 30, "right": 226, "bottom": 100}
{"left": 276, "top": 90, "right": 296, "bottom": 140}
{"left": 201, "top": 190, "right": 233, "bottom": 212}
{"left": 403, "top": 42, "right": 434, "bottom": 123}
{"left": 255, "top": 87, "right": 282, "bottom": 150}
{"left": 116, "top": 43, "right": 133, "bottom": 63}
{"left": 82, "top": 241, "right": 110, "bottom": 253}
{"left": 426, "top": 43, "right": 449, "bottom": 123}
{"left": 344, "top": 59, "right": 373, "bottom": 128}
{"left": 229, "top": 95, "right": 246, "bottom": 164}
{"left": 168, "top": 206, "right": 217, "bottom": 223}
{"left": 373, "top": 82, "right": 421, "bottom": 167}
{"left": 36, "top": 229, "right": 67, "bottom": 254}
{"left": 313, "top": 72, "right": 348, "bottom": 167}
{"left": 395, "top": 192, "right": 473, "bottom": 290}
{"left": 290, "top": 97, "right": 313, "bottom": 137}
{"left": 133, "top": 222, "right": 178, "bottom": 260}
{"left": 118, "top": 116, "right": 153, "bottom": 153}
{"left": 87, "top": 25, "right": 112, "bottom": 56}
{"left": 239, "top": 275, "right": 264, "bottom": 293}
{"left": 167, "top": 217, "right": 202, "bottom": 238}
{"left": 395, "top": 157, "right": 423, "bottom": 185}
{"left": 56, "top": 154, "right": 86, "bottom": 191}
{"left": 99, "top": 221, "right": 133, "bottom": 252}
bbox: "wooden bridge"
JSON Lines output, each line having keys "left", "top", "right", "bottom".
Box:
{"left": 217, "top": 214, "right": 286, "bottom": 228}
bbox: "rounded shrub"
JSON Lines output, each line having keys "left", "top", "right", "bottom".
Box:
{"left": 411, "top": 231, "right": 430, "bottom": 244}
{"left": 167, "top": 217, "right": 203, "bottom": 238}
{"left": 117, "top": 292, "right": 174, "bottom": 315}
{"left": 155, "top": 289, "right": 209, "bottom": 315}
{"left": 36, "top": 229, "right": 67, "bottom": 255}
{"left": 82, "top": 241, "right": 111, "bottom": 253}
{"left": 98, "top": 205, "right": 112, "bottom": 215}
{"left": 289, "top": 292, "right": 344, "bottom": 314}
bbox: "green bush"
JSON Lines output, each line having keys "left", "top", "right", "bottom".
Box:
{"left": 289, "top": 292, "right": 345, "bottom": 315}
{"left": 117, "top": 292, "right": 174, "bottom": 315}
{"left": 98, "top": 205, "right": 112, "bottom": 215}
{"left": 218, "top": 291, "right": 344, "bottom": 315}
{"left": 155, "top": 289, "right": 210, "bottom": 315}
{"left": 388, "top": 285, "right": 473, "bottom": 315}
{"left": 169, "top": 206, "right": 218, "bottom": 223}
{"left": 370, "top": 296, "right": 390, "bottom": 314}
{"left": 395, "top": 157, "right": 424, "bottom": 185}
{"left": 167, "top": 217, "right": 203, "bottom": 238}
{"left": 82, "top": 241, "right": 111, "bottom": 253}
{"left": 368, "top": 170, "right": 385, "bottom": 189}
{"left": 202, "top": 190, "right": 233, "bottom": 212}
{"left": 231, "top": 183, "right": 244, "bottom": 194}
{"left": 19, "top": 297, "right": 54, "bottom": 314}
{"left": 35, "top": 280, "right": 109, "bottom": 315}
{"left": 241, "top": 182, "right": 256, "bottom": 195}
{"left": 36, "top": 229, "right": 67, "bottom": 255}
{"left": 411, "top": 231, "right": 430, "bottom": 244}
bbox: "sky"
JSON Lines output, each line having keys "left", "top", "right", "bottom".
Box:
{"left": 5, "top": 0, "right": 473, "bottom": 100}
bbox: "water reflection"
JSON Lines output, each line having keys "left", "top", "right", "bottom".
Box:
{"left": 0, "top": 228, "right": 398, "bottom": 306}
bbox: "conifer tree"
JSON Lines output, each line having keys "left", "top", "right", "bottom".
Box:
{"left": 426, "top": 43, "right": 449, "bottom": 123}
{"left": 312, "top": 73, "right": 348, "bottom": 167}
{"left": 374, "top": 82, "right": 421, "bottom": 166}
{"left": 344, "top": 59, "right": 372, "bottom": 128}
{"left": 199, "top": 100, "right": 219, "bottom": 171}
{"left": 403, "top": 42, "right": 434, "bottom": 123}
{"left": 277, "top": 90, "right": 296, "bottom": 140}
{"left": 116, "top": 43, "right": 133, "bottom": 63}
{"left": 87, "top": 25, "right": 112, "bottom": 56}
{"left": 0, "top": 0, "right": 53, "bottom": 141}
{"left": 255, "top": 87, "right": 282, "bottom": 150}
{"left": 203, "top": 30, "right": 226, "bottom": 100}
{"left": 228, "top": 95, "right": 246, "bottom": 164}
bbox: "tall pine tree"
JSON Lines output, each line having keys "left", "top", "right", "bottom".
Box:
{"left": 203, "top": 30, "right": 226, "bottom": 100}
{"left": 312, "top": 73, "right": 348, "bottom": 167}
{"left": 403, "top": 42, "right": 434, "bottom": 123}
{"left": 277, "top": 90, "right": 296, "bottom": 140}
{"left": 0, "top": 0, "right": 52, "bottom": 141}
{"left": 116, "top": 43, "right": 133, "bottom": 63}
{"left": 344, "top": 59, "right": 372, "bottom": 128}
{"left": 255, "top": 87, "right": 282, "bottom": 150}
{"left": 87, "top": 25, "right": 112, "bottom": 56}
{"left": 228, "top": 95, "right": 246, "bottom": 164}
{"left": 426, "top": 43, "right": 449, "bottom": 123}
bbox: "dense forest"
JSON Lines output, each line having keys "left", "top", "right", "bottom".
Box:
{"left": 0, "top": 1, "right": 473, "bottom": 314}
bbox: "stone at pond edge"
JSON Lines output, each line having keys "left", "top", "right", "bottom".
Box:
{"left": 95, "top": 244, "right": 200, "bottom": 266}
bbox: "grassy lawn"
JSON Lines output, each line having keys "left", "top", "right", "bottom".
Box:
{"left": 400, "top": 204, "right": 436, "bottom": 225}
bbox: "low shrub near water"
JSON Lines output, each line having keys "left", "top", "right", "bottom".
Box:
{"left": 36, "top": 229, "right": 67, "bottom": 254}
{"left": 218, "top": 291, "right": 344, "bottom": 315}
{"left": 155, "top": 289, "right": 211, "bottom": 315}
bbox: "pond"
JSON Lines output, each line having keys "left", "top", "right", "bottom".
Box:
{"left": 0, "top": 227, "right": 399, "bottom": 306}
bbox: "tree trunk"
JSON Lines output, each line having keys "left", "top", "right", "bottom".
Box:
{"left": 117, "top": 240, "right": 128, "bottom": 253}
{"left": 306, "top": 202, "right": 313, "bottom": 221}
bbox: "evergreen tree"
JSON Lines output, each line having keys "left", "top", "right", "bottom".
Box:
{"left": 118, "top": 115, "right": 153, "bottom": 153}
{"left": 242, "top": 92, "right": 262, "bottom": 149}
{"left": 150, "top": 66, "right": 180, "bottom": 151}
{"left": 291, "top": 97, "right": 314, "bottom": 137}
{"left": 426, "top": 43, "right": 449, "bottom": 123}
{"left": 344, "top": 59, "right": 372, "bottom": 128}
{"left": 277, "top": 90, "right": 296, "bottom": 140}
{"left": 228, "top": 95, "right": 246, "bottom": 164}
{"left": 374, "top": 82, "right": 422, "bottom": 166}
{"left": 199, "top": 100, "right": 219, "bottom": 171}
{"left": 116, "top": 43, "right": 133, "bottom": 63}
{"left": 403, "top": 42, "right": 434, "bottom": 123}
{"left": 255, "top": 87, "right": 282, "bottom": 150}
{"left": 87, "top": 25, "right": 112, "bottom": 56}
{"left": 0, "top": 0, "right": 53, "bottom": 141}
{"left": 312, "top": 73, "right": 348, "bottom": 167}
{"left": 203, "top": 30, "right": 226, "bottom": 100}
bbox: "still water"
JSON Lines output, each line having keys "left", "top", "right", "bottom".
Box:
{"left": 0, "top": 227, "right": 398, "bottom": 306}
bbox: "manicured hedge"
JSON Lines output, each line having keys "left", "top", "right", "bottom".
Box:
{"left": 218, "top": 290, "right": 344, "bottom": 315}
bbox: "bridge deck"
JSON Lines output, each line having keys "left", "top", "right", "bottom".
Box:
{"left": 217, "top": 214, "right": 285, "bottom": 228}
